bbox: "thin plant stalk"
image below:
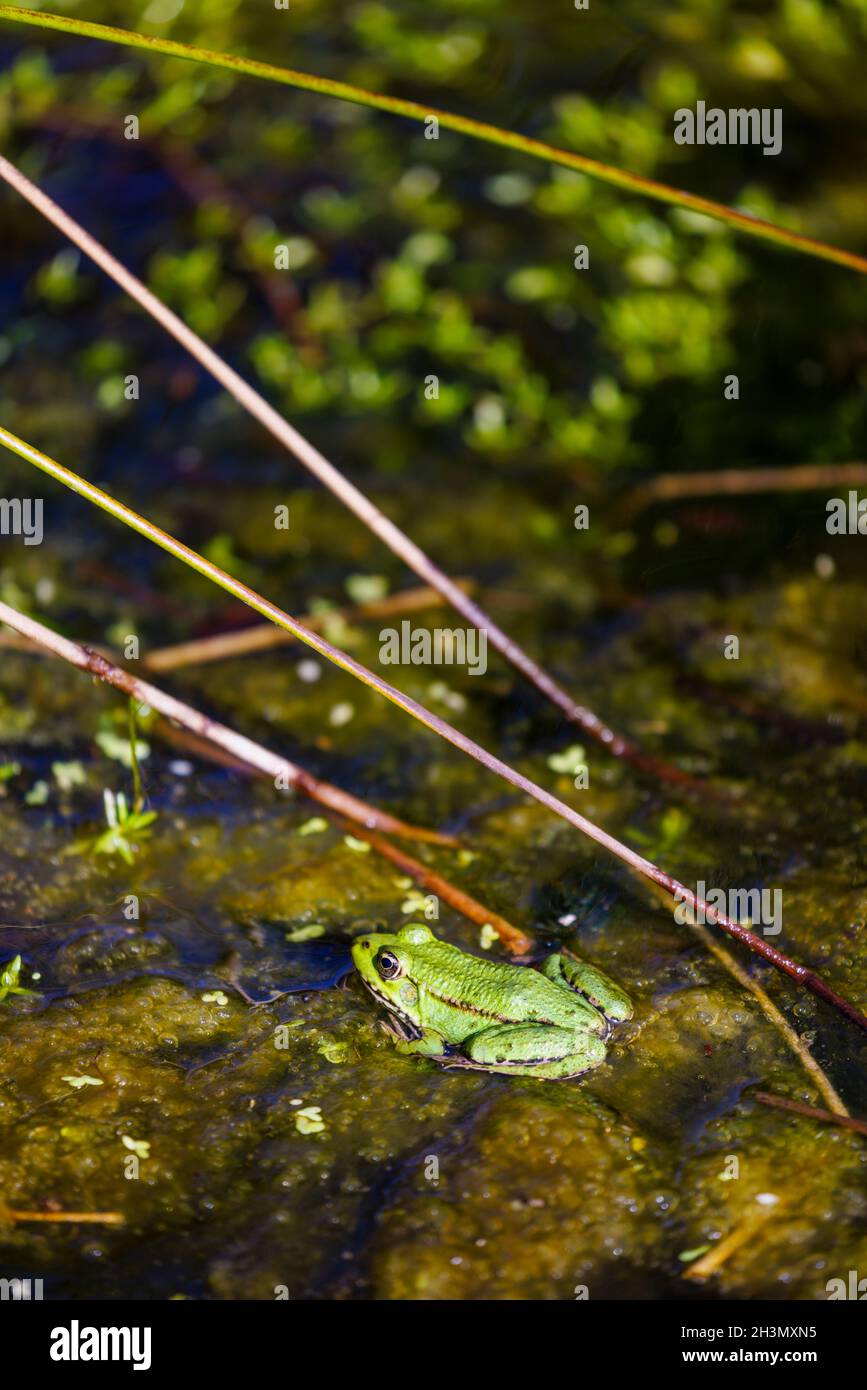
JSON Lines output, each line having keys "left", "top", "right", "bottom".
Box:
{"left": 330, "top": 820, "right": 528, "bottom": 954}
{"left": 620, "top": 460, "right": 867, "bottom": 520}
{"left": 1, "top": 1207, "right": 125, "bottom": 1225}
{"left": 0, "top": 5, "right": 864, "bottom": 273}
{"left": 0, "top": 582, "right": 473, "bottom": 670}
{"left": 0, "top": 153, "right": 699, "bottom": 793}
{"left": 638, "top": 876, "right": 847, "bottom": 1115}
{"left": 127, "top": 696, "right": 144, "bottom": 813}
{"left": 681, "top": 1202, "right": 785, "bottom": 1282}
{"left": 686, "top": 918, "right": 846, "bottom": 1116}
{"left": 754, "top": 1091, "right": 867, "bottom": 1139}
{"left": 142, "top": 582, "right": 474, "bottom": 673}
{"left": 0, "top": 598, "right": 533, "bottom": 951}
{"left": 0, "top": 592, "right": 447, "bottom": 847}
{"left": 2, "top": 425, "right": 865, "bottom": 1035}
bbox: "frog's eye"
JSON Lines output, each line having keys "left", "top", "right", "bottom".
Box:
{"left": 375, "top": 950, "right": 402, "bottom": 981}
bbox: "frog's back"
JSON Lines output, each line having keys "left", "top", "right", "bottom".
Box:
{"left": 415, "top": 939, "right": 597, "bottom": 1035}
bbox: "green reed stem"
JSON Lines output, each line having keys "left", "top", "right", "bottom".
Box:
{"left": 0, "top": 5, "right": 864, "bottom": 274}
{"left": 127, "top": 696, "right": 144, "bottom": 813}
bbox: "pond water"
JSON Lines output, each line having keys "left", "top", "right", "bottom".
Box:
{"left": 0, "top": 0, "right": 865, "bottom": 1300}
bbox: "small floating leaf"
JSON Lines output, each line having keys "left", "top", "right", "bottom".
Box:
{"left": 95, "top": 728, "right": 150, "bottom": 768}
{"left": 52, "top": 760, "right": 87, "bottom": 792}
{"left": 25, "top": 781, "right": 50, "bottom": 806}
{"left": 547, "top": 744, "right": 586, "bottom": 775}
{"left": 343, "top": 835, "right": 370, "bottom": 854}
{"left": 316, "top": 1037, "right": 353, "bottom": 1064}
{"left": 345, "top": 573, "right": 388, "bottom": 604}
{"left": 400, "top": 890, "right": 429, "bottom": 915}
{"left": 328, "top": 701, "right": 355, "bottom": 727}
{"left": 297, "top": 817, "right": 328, "bottom": 836}
{"left": 121, "top": 1136, "right": 150, "bottom": 1159}
{"left": 295, "top": 1106, "right": 326, "bottom": 1135}
{"left": 285, "top": 924, "right": 325, "bottom": 942}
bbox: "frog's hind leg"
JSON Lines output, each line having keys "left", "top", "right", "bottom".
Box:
{"left": 446, "top": 1023, "right": 606, "bottom": 1079}
{"left": 542, "top": 953, "right": 633, "bottom": 1024}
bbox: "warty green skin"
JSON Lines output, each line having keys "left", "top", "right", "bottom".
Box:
{"left": 351, "top": 923, "right": 633, "bottom": 1079}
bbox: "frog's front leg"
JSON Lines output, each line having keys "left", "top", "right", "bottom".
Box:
{"left": 542, "top": 952, "right": 633, "bottom": 1023}
{"left": 451, "top": 1023, "right": 606, "bottom": 1079}
{"left": 384, "top": 1022, "right": 448, "bottom": 1059}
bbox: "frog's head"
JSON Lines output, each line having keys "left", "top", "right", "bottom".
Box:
{"left": 351, "top": 923, "right": 436, "bottom": 1032}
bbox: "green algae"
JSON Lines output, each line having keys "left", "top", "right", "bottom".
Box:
{"left": 2, "top": 560, "right": 867, "bottom": 1298}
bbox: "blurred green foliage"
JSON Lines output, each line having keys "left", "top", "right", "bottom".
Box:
{"left": 0, "top": 0, "right": 864, "bottom": 481}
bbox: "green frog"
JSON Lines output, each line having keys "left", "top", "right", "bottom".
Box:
{"left": 351, "top": 923, "right": 632, "bottom": 1079}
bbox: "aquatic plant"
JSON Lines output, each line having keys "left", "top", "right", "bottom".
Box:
{"left": 0, "top": 595, "right": 530, "bottom": 950}
{"left": 68, "top": 788, "right": 157, "bottom": 867}
{"left": 0, "top": 952, "right": 34, "bottom": 1002}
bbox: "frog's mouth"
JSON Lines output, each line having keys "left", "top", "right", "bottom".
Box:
{"left": 359, "top": 977, "right": 422, "bottom": 1041}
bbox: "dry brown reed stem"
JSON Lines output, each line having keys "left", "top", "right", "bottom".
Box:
{"left": 754, "top": 1091, "right": 867, "bottom": 1138}
{"left": 1, "top": 1207, "right": 125, "bottom": 1225}
{"left": 332, "top": 821, "right": 530, "bottom": 954}
{"left": 143, "top": 582, "right": 474, "bottom": 672}
{"left": 0, "top": 583, "right": 472, "bottom": 668}
{"left": 688, "top": 923, "right": 847, "bottom": 1116}
{"left": 681, "top": 1200, "right": 786, "bottom": 1282}
{"left": 640, "top": 880, "right": 847, "bottom": 1116}
{"left": 620, "top": 461, "right": 867, "bottom": 520}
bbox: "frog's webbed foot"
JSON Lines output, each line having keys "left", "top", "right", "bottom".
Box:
{"left": 378, "top": 1014, "right": 419, "bottom": 1045}
{"left": 542, "top": 952, "right": 633, "bottom": 1024}
{"left": 382, "top": 1020, "right": 448, "bottom": 1059}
